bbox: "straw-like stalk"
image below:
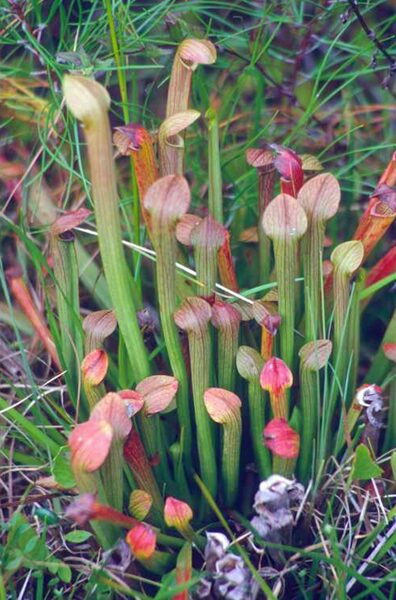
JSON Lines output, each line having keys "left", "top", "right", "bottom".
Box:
{"left": 262, "top": 194, "right": 307, "bottom": 366}
{"left": 204, "top": 388, "right": 242, "bottom": 507}
{"left": 246, "top": 148, "right": 276, "bottom": 284}
{"left": 297, "top": 173, "right": 340, "bottom": 340}
{"left": 191, "top": 216, "right": 225, "bottom": 297}
{"left": 166, "top": 39, "right": 217, "bottom": 117}
{"left": 144, "top": 176, "right": 192, "bottom": 458}
{"left": 158, "top": 110, "right": 200, "bottom": 176}
{"left": 211, "top": 301, "right": 241, "bottom": 390}
{"left": 264, "top": 418, "right": 300, "bottom": 477}
{"left": 62, "top": 76, "right": 150, "bottom": 385}
{"left": 174, "top": 298, "right": 217, "bottom": 499}
{"left": 236, "top": 346, "right": 271, "bottom": 479}
{"left": 6, "top": 266, "right": 60, "bottom": 369}
{"left": 298, "top": 340, "right": 332, "bottom": 481}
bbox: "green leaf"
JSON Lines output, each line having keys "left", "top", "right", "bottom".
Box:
{"left": 58, "top": 564, "right": 72, "bottom": 583}
{"left": 351, "top": 444, "right": 383, "bottom": 481}
{"left": 33, "top": 507, "right": 59, "bottom": 526}
{"left": 64, "top": 530, "right": 92, "bottom": 544}
{"left": 52, "top": 447, "right": 76, "bottom": 489}
{"left": 24, "top": 536, "right": 38, "bottom": 554}
{"left": 5, "top": 551, "right": 23, "bottom": 572}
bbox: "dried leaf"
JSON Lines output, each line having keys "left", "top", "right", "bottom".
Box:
{"left": 51, "top": 208, "right": 91, "bottom": 235}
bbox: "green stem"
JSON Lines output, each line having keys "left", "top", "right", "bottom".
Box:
{"left": 257, "top": 169, "right": 276, "bottom": 286}
{"left": 273, "top": 455, "right": 296, "bottom": 478}
{"left": 51, "top": 231, "right": 83, "bottom": 399}
{"left": 212, "top": 303, "right": 241, "bottom": 391}
{"left": 248, "top": 379, "right": 272, "bottom": 479}
{"left": 169, "top": 442, "right": 193, "bottom": 506}
{"left": 273, "top": 238, "right": 297, "bottom": 370}
{"left": 347, "top": 270, "right": 365, "bottom": 398}
{"left": 188, "top": 331, "right": 217, "bottom": 499}
{"left": 217, "top": 325, "right": 238, "bottom": 390}
{"left": 191, "top": 217, "right": 224, "bottom": 298}
{"left": 298, "top": 340, "right": 332, "bottom": 479}
{"left": 83, "top": 380, "right": 106, "bottom": 410}
{"left": 298, "top": 367, "right": 318, "bottom": 481}
{"left": 302, "top": 220, "right": 325, "bottom": 341}
{"left": 100, "top": 439, "right": 124, "bottom": 511}
{"left": 206, "top": 108, "right": 223, "bottom": 224}
{"left": 155, "top": 235, "right": 192, "bottom": 459}
{"left": 63, "top": 76, "right": 150, "bottom": 385}
{"left": 221, "top": 416, "right": 241, "bottom": 506}
{"left": 104, "top": 0, "right": 141, "bottom": 258}
{"left": 75, "top": 241, "right": 111, "bottom": 308}
{"left": 321, "top": 289, "right": 356, "bottom": 467}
